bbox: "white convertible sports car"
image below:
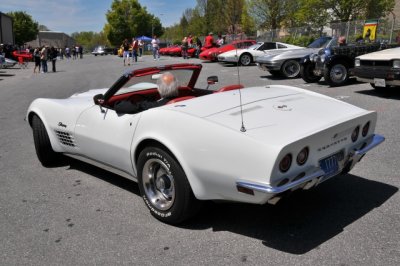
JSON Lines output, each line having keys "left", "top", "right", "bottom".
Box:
{"left": 27, "top": 63, "right": 384, "bottom": 224}
{"left": 217, "top": 42, "right": 302, "bottom": 66}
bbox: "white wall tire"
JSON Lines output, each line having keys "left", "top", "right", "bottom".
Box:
{"left": 137, "top": 147, "right": 201, "bottom": 224}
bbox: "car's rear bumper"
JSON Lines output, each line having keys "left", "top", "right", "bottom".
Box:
{"left": 236, "top": 134, "right": 385, "bottom": 203}
{"left": 353, "top": 66, "right": 400, "bottom": 86}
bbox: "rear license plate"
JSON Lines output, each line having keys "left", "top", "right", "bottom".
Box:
{"left": 319, "top": 151, "right": 343, "bottom": 177}
{"left": 374, "top": 78, "right": 386, "bottom": 87}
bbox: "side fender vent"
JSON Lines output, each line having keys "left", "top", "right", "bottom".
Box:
{"left": 55, "top": 130, "right": 76, "bottom": 147}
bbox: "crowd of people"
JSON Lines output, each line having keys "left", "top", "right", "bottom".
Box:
{"left": 0, "top": 43, "right": 86, "bottom": 74}
{"left": 121, "top": 37, "right": 146, "bottom": 66}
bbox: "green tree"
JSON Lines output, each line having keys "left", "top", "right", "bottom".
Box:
{"left": 248, "top": 0, "right": 294, "bottom": 30}
{"left": 7, "top": 11, "right": 39, "bottom": 45}
{"left": 71, "top": 31, "right": 109, "bottom": 51}
{"left": 104, "top": 0, "right": 163, "bottom": 46}
{"left": 291, "top": 0, "right": 330, "bottom": 34}
{"left": 326, "top": 0, "right": 395, "bottom": 21}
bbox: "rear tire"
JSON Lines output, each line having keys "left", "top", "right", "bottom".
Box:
{"left": 32, "top": 115, "right": 61, "bottom": 167}
{"left": 300, "top": 63, "right": 322, "bottom": 83}
{"left": 239, "top": 53, "right": 252, "bottom": 66}
{"left": 137, "top": 146, "right": 201, "bottom": 224}
{"left": 324, "top": 63, "right": 349, "bottom": 86}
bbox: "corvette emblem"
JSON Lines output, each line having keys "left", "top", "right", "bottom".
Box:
{"left": 58, "top": 122, "right": 67, "bottom": 128}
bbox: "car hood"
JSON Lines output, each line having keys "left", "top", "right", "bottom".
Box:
{"left": 256, "top": 48, "right": 320, "bottom": 62}
{"left": 164, "top": 85, "right": 367, "bottom": 145}
{"left": 356, "top": 47, "right": 400, "bottom": 60}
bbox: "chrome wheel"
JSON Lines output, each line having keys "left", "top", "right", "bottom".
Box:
{"left": 281, "top": 60, "right": 300, "bottom": 78}
{"left": 329, "top": 64, "right": 347, "bottom": 84}
{"left": 142, "top": 158, "right": 175, "bottom": 210}
{"left": 240, "top": 54, "right": 252, "bottom": 66}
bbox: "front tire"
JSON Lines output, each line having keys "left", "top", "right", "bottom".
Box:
{"left": 300, "top": 63, "right": 322, "bottom": 83}
{"left": 137, "top": 147, "right": 201, "bottom": 224}
{"left": 281, "top": 60, "right": 301, "bottom": 78}
{"left": 31, "top": 115, "right": 61, "bottom": 167}
{"left": 324, "top": 63, "right": 349, "bottom": 86}
{"left": 239, "top": 53, "right": 252, "bottom": 66}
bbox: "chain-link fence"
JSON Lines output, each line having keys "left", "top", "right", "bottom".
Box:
{"left": 257, "top": 17, "right": 400, "bottom": 45}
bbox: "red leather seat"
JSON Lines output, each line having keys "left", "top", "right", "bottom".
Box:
{"left": 216, "top": 84, "right": 244, "bottom": 92}
{"left": 167, "top": 96, "right": 195, "bottom": 104}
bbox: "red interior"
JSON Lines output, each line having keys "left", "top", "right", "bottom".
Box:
{"left": 106, "top": 86, "right": 195, "bottom": 107}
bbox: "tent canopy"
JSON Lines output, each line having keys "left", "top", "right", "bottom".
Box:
{"left": 136, "top": 35, "right": 152, "bottom": 41}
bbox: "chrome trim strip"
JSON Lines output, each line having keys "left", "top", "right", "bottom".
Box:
{"left": 237, "top": 169, "right": 325, "bottom": 194}
{"left": 355, "top": 134, "right": 385, "bottom": 156}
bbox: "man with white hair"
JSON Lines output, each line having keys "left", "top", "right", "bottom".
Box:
{"left": 115, "top": 72, "right": 179, "bottom": 114}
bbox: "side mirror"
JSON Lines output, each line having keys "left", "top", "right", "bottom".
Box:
{"left": 93, "top": 94, "right": 105, "bottom": 105}
{"left": 207, "top": 76, "right": 218, "bottom": 85}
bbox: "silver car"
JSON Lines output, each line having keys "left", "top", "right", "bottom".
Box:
{"left": 256, "top": 37, "right": 336, "bottom": 78}
{"left": 0, "top": 54, "right": 17, "bottom": 69}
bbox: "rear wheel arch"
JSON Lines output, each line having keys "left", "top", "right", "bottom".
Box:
{"left": 134, "top": 138, "right": 200, "bottom": 195}
{"left": 135, "top": 140, "right": 201, "bottom": 223}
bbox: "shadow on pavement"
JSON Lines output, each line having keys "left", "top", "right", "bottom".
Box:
{"left": 180, "top": 174, "right": 397, "bottom": 254}
{"left": 356, "top": 88, "right": 400, "bottom": 100}
{"left": 59, "top": 158, "right": 397, "bottom": 254}
{"left": 66, "top": 157, "right": 140, "bottom": 195}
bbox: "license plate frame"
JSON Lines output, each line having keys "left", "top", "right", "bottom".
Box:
{"left": 374, "top": 78, "right": 386, "bottom": 87}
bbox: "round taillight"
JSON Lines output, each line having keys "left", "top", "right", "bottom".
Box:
{"left": 297, "top": 147, "right": 309, "bottom": 165}
{"left": 351, "top": 126, "right": 360, "bottom": 142}
{"left": 362, "top": 122, "right": 370, "bottom": 137}
{"left": 279, "top": 154, "right": 292, "bottom": 173}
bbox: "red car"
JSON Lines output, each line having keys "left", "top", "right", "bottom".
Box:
{"left": 12, "top": 50, "right": 33, "bottom": 61}
{"left": 199, "top": 40, "right": 256, "bottom": 61}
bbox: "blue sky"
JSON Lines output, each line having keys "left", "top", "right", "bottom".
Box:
{"left": 1, "top": 0, "right": 197, "bottom": 34}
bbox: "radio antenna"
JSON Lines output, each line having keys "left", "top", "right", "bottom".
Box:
{"left": 235, "top": 31, "right": 246, "bottom": 132}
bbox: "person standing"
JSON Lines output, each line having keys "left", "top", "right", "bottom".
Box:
{"left": 50, "top": 46, "right": 57, "bottom": 72}
{"left": 187, "top": 34, "right": 193, "bottom": 46}
{"left": 40, "top": 46, "right": 48, "bottom": 73}
{"left": 204, "top": 32, "right": 214, "bottom": 49}
{"left": 33, "top": 47, "right": 41, "bottom": 73}
{"left": 78, "top": 45, "right": 83, "bottom": 59}
{"left": 65, "top": 46, "right": 70, "bottom": 59}
{"left": 151, "top": 35, "right": 160, "bottom": 60}
{"left": 181, "top": 36, "right": 189, "bottom": 59}
{"left": 216, "top": 34, "right": 224, "bottom": 47}
{"left": 132, "top": 38, "right": 138, "bottom": 63}
{"left": 122, "top": 39, "right": 130, "bottom": 66}
{"left": 72, "top": 47, "right": 77, "bottom": 59}
{"left": 195, "top": 36, "right": 202, "bottom": 58}
{"left": 138, "top": 39, "right": 144, "bottom": 57}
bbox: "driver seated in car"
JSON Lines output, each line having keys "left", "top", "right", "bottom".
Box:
{"left": 115, "top": 72, "right": 179, "bottom": 114}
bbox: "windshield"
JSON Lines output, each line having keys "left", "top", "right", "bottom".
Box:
{"left": 115, "top": 69, "right": 195, "bottom": 95}
{"left": 307, "top": 37, "right": 332, "bottom": 48}
{"left": 247, "top": 43, "right": 262, "bottom": 50}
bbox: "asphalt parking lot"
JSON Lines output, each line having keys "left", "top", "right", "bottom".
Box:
{"left": 0, "top": 54, "right": 399, "bottom": 265}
